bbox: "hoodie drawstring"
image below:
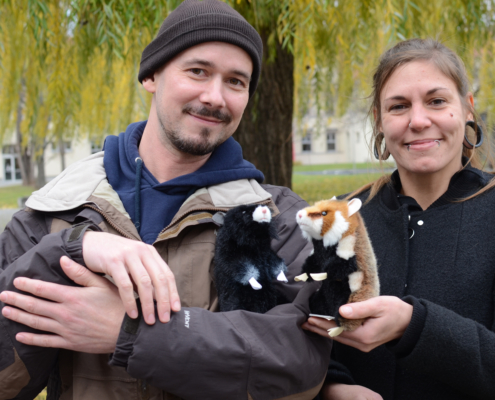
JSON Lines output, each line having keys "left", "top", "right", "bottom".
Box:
{"left": 134, "top": 157, "right": 143, "bottom": 232}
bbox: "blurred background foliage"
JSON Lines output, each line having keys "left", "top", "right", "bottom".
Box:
{"left": 0, "top": 0, "right": 494, "bottom": 187}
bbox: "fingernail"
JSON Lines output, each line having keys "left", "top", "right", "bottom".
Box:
{"left": 3, "top": 307, "right": 11, "bottom": 317}
{"left": 163, "top": 312, "right": 170, "bottom": 322}
{"left": 0, "top": 292, "right": 7, "bottom": 302}
{"left": 341, "top": 305, "right": 352, "bottom": 316}
{"left": 16, "top": 333, "right": 25, "bottom": 341}
{"left": 130, "top": 310, "right": 138, "bottom": 319}
{"left": 173, "top": 301, "right": 181, "bottom": 311}
{"left": 147, "top": 314, "right": 155, "bottom": 324}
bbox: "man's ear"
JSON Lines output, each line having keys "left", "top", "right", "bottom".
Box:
{"left": 142, "top": 75, "right": 157, "bottom": 94}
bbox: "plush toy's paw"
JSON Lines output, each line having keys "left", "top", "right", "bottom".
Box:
{"left": 248, "top": 277, "right": 262, "bottom": 290}
{"left": 327, "top": 326, "right": 344, "bottom": 337}
{"left": 277, "top": 271, "right": 288, "bottom": 282}
{"left": 294, "top": 273, "right": 308, "bottom": 282}
{"left": 310, "top": 272, "right": 328, "bottom": 281}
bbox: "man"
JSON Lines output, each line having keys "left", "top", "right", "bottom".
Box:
{"left": 0, "top": 1, "right": 331, "bottom": 399}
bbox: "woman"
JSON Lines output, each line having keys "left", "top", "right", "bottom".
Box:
{"left": 303, "top": 38, "right": 495, "bottom": 400}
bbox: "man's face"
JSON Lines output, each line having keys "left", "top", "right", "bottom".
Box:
{"left": 144, "top": 42, "right": 253, "bottom": 156}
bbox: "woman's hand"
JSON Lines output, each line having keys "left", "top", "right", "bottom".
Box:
{"left": 321, "top": 383, "right": 383, "bottom": 400}
{"left": 82, "top": 231, "right": 180, "bottom": 325}
{"left": 302, "top": 296, "right": 413, "bottom": 352}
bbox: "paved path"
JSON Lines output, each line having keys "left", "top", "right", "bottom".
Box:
{"left": 0, "top": 209, "right": 19, "bottom": 231}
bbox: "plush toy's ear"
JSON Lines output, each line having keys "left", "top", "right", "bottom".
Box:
{"left": 347, "top": 198, "right": 362, "bottom": 216}
{"left": 331, "top": 196, "right": 337, "bottom": 200}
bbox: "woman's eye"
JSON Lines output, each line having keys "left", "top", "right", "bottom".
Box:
{"left": 190, "top": 68, "right": 204, "bottom": 75}
{"left": 430, "top": 98, "right": 445, "bottom": 106}
{"left": 390, "top": 104, "right": 406, "bottom": 111}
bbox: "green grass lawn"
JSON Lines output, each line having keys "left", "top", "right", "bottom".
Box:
{"left": 293, "top": 161, "right": 395, "bottom": 173}
{"left": 0, "top": 185, "right": 35, "bottom": 208}
{"left": 292, "top": 173, "right": 385, "bottom": 205}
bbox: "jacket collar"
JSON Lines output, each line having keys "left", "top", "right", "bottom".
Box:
{"left": 382, "top": 159, "right": 489, "bottom": 211}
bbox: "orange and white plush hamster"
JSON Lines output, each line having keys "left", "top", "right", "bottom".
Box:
{"left": 295, "top": 198, "right": 379, "bottom": 336}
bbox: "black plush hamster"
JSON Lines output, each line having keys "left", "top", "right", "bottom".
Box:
{"left": 214, "top": 204, "right": 288, "bottom": 313}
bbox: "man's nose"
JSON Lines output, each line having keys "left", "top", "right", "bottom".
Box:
{"left": 199, "top": 77, "right": 226, "bottom": 109}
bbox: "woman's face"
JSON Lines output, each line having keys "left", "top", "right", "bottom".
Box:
{"left": 379, "top": 60, "right": 473, "bottom": 177}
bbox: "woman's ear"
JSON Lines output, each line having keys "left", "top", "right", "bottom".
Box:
{"left": 373, "top": 107, "right": 382, "bottom": 131}
{"left": 466, "top": 92, "right": 474, "bottom": 120}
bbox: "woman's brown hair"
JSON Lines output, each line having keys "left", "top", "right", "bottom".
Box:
{"left": 346, "top": 38, "right": 494, "bottom": 202}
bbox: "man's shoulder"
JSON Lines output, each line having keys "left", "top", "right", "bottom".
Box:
{"left": 26, "top": 152, "right": 107, "bottom": 213}
{"left": 260, "top": 184, "right": 309, "bottom": 214}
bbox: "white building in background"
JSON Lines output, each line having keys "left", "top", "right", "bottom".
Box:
{"left": 0, "top": 136, "right": 103, "bottom": 184}
{"left": 293, "top": 110, "right": 373, "bottom": 165}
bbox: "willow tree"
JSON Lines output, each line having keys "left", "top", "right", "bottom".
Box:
{"left": 1, "top": 0, "right": 495, "bottom": 187}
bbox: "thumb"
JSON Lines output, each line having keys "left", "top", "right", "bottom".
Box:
{"left": 339, "top": 298, "right": 377, "bottom": 320}
{"left": 60, "top": 256, "right": 109, "bottom": 288}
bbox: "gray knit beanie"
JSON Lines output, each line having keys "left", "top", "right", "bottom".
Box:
{"left": 138, "top": 0, "right": 263, "bottom": 97}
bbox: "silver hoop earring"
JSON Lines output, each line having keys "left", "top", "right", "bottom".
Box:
{"left": 373, "top": 132, "right": 390, "bottom": 161}
{"left": 463, "top": 121, "right": 484, "bottom": 149}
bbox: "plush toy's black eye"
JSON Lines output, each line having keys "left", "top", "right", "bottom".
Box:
{"left": 321, "top": 211, "right": 327, "bottom": 216}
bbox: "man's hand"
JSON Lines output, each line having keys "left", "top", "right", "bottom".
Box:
{"left": 82, "top": 231, "right": 181, "bottom": 324}
{"left": 321, "top": 383, "right": 383, "bottom": 400}
{"left": 0, "top": 256, "right": 125, "bottom": 353}
{"left": 302, "top": 296, "right": 413, "bottom": 352}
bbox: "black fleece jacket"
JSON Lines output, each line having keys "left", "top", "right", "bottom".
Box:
{"left": 327, "top": 165, "right": 495, "bottom": 400}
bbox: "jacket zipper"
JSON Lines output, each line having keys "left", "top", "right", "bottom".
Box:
{"left": 157, "top": 199, "right": 273, "bottom": 237}
{"left": 83, "top": 204, "right": 137, "bottom": 240}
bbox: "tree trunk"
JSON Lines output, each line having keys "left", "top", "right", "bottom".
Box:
{"left": 35, "top": 146, "right": 46, "bottom": 189}
{"left": 58, "top": 136, "right": 66, "bottom": 172}
{"left": 234, "top": 32, "right": 294, "bottom": 189}
{"left": 15, "top": 82, "right": 34, "bottom": 186}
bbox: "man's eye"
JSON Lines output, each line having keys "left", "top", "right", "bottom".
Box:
{"left": 190, "top": 68, "right": 204, "bottom": 75}
{"left": 229, "top": 78, "right": 243, "bottom": 86}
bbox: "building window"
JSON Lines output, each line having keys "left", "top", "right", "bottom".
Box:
{"left": 326, "top": 129, "right": 337, "bottom": 151}
{"left": 302, "top": 131, "right": 312, "bottom": 152}
{"left": 91, "top": 140, "right": 103, "bottom": 154}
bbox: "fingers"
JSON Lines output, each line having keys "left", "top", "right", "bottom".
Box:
{"left": 1, "top": 299, "right": 60, "bottom": 334}
{"left": 14, "top": 331, "right": 69, "bottom": 349}
{"left": 302, "top": 317, "right": 337, "bottom": 339}
{"left": 82, "top": 232, "right": 181, "bottom": 324}
{"left": 8, "top": 276, "right": 70, "bottom": 303}
{"left": 110, "top": 260, "right": 140, "bottom": 321}
{"left": 148, "top": 249, "right": 181, "bottom": 321}
{"left": 339, "top": 297, "right": 384, "bottom": 320}
{"left": 60, "top": 256, "right": 110, "bottom": 289}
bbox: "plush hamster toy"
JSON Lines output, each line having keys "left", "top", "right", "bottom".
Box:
{"left": 295, "top": 198, "right": 379, "bottom": 336}
{"left": 214, "top": 204, "right": 288, "bottom": 314}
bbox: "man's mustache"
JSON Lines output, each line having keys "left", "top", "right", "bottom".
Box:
{"left": 183, "top": 104, "right": 232, "bottom": 124}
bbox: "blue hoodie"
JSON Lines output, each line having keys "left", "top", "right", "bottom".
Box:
{"left": 103, "top": 121, "right": 265, "bottom": 244}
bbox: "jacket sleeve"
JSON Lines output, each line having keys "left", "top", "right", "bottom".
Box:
{"left": 265, "top": 185, "right": 313, "bottom": 302}
{"left": 387, "top": 295, "right": 495, "bottom": 398}
{"left": 0, "top": 209, "right": 99, "bottom": 400}
{"left": 110, "top": 281, "right": 332, "bottom": 400}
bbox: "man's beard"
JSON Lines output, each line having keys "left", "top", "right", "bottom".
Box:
{"left": 160, "top": 104, "right": 233, "bottom": 156}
